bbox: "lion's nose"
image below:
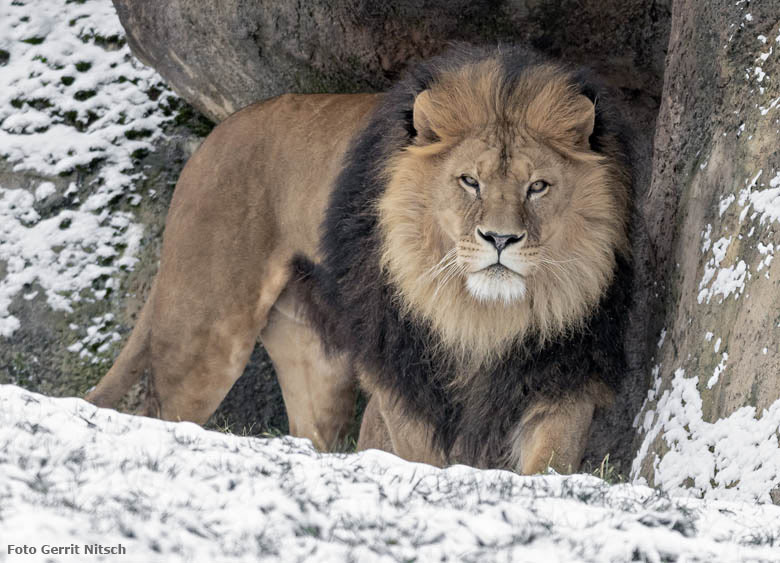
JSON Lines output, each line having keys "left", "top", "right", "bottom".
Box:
{"left": 477, "top": 229, "right": 526, "bottom": 252}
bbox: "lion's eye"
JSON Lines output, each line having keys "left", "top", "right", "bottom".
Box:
{"left": 459, "top": 174, "right": 480, "bottom": 194}
{"left": 527, "top": 180, "right": 549, "bottom": 196}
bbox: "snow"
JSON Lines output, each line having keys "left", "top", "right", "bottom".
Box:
{"left": 0, "top": 0, "right": 175, "bottom": 340}
{"left": 749, "top": 173, "right": 780, "bottom": 224}
{"left": 706, "top": 352, "right": 728, "bottom": 389}
{"left": 1, "top": 384, "right": 779, "bottom": 563}
{"left": 632, "top": 369, "right": 780, "bottom": 503}
{"left": 698, "top": 168, "right": 780, "bottom": 305}
{"left": 757, "top": 241, "right": 774, "bottom": 271}
{"left": 656, "top": 327, "right": 666, "bottom": 348}
{"left": 718, "top": 193, "right": 735, "bottom": 216}
{"left": 34, "top": 181, "right": 56, "bottom": 201}
{"left": 697, "top": 235, "right": 750, "bottom": 304}
{"left": 700, "top": 223, "right": 712, "bottom": 252}
{"left": 67, "top": 313, "right": 122, "bottom": 362}
{"left": 0, "top": 188, "right": 142, "bottom": 330}
{"left": 759, "top": 95, "right": 780, "bottom": 115}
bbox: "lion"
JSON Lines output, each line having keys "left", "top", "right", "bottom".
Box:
{"left": 87, "top": 45, "right": 633, "bottom": 474}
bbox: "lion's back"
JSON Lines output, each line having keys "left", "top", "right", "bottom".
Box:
{"left": 162, "top": 93, "right": 381, "bottom": 267}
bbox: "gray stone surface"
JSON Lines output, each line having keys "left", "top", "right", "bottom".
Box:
{"left": 112, "top": 0, "right": 670, "bottom": 124}
{"left": 633, "top": 0, "right": 780, "bottom": 492}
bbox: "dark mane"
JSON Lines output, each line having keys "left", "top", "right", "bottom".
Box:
{"left": 291, "top": 44, "right": 634, "bottom": 466}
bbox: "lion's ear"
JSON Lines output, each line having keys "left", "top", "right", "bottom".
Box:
{"left": 570, "top": 95, "right": 595, "bottom": 147}
{"left": 412, "top": 90, "right": 439, "bottom": 143}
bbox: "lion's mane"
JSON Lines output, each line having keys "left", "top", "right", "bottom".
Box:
{"left": 293, "top": 45, "right": 634, "bottom": 466}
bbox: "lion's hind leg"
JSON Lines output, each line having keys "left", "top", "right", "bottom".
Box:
{"left": 137, "top": 249, "right": 292, "bottom": 424}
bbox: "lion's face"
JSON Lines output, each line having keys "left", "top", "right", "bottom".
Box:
{"left": 432, "top": 136, "right": 595, "bottom": 305}
{"left": 378, "top": 61, "right": 629, "bottom": 360}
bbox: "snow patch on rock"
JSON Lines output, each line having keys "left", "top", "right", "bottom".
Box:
{"left": 697, "top": 236, "right": 749, "bottom": 304}
{"left": 631, "top": 368, "right": 780, "bottom": 503}
{"left": 698, "top": 169, "right": 780, "bottom": 305}
{"left": 748, "top": 170, "right": 780, "bottom": 225}
{"left": 707, "top": 352, "right": 728, "bottom": 389}
{"left": 718, "top": 193, "right": 735, "bottom": 216}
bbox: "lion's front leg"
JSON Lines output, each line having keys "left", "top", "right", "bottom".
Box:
{"left": 357, "top": 390, "right": 446, "bottom": 467}
{"left": 508, "top": 394, "right": 597, "bottom": 475}
{"left": 356, "top": 394, "right": 393, "bottom": 453}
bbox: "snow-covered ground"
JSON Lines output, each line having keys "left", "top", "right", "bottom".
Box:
{"left": 1, "top": 384, "right": 779, "bottom": 563}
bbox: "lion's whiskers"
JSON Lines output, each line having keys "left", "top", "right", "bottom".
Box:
{"left": 440, "top": 260, "right": 466, "bottom": 287}
{"left": 433, "top": 266, "right": 466, "bottom": 299}
{"left": 430, "top": 253, "right": 467, "bottom": 298}
{"left": 525, "top": 247, "right": 581, "bottom": 287}
{"left": 537, "top": 262, "right": 566, "bottom": 288}
{"left": 426, "top": 248, "right": 458, "bottom": 279}
{"left": 535, "top": 256, "right": 581, "bottom": 265}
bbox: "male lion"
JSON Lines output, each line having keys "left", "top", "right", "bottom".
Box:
{"left": 87, "top": 46, "right": 632, "bottom": 474}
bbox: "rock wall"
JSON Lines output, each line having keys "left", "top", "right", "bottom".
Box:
{"left": 631, "top": 1, "right": 780, "bottom": 502}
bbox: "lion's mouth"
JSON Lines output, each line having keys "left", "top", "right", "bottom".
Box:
{"left": 483, "top": 263, "right": 524, "bottom": 278}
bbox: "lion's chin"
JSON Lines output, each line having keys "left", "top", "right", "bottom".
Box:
{"left": 465, "top": 265, "right": 527, "bottom": 304}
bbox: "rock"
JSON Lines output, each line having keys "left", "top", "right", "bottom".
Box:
{"left": 111, "top": 0, "right": 670, "bottom": 124}
{"left": 632, "top": 0, "right": 780, "bottom": 502}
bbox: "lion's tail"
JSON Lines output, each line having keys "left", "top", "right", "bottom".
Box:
{"left": 85, "top": 283, "right": 156, "bottom": 409}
